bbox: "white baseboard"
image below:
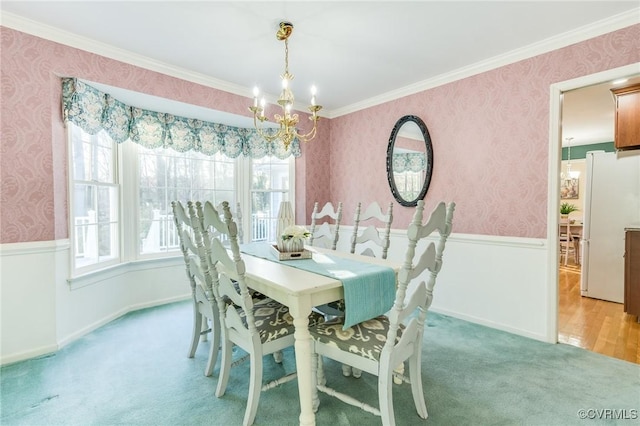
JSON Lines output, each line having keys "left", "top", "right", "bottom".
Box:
{"left": 429, "top": 306, "right": 552, "bottom": 343}
{"left": 56, "top": 293, "right": 191, "bottom": 349}
{"left": 0, "top": 344, "right": 60, "bottom": 366}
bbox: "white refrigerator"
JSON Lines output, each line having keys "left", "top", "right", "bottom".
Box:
{"left": 580, "top": 150, "right": 640, "bottom": 303}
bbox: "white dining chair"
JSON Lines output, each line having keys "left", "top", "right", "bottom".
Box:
{"left": 319, "top": 201, "right": 394, "bottom": 379}
{"left": 209, "top": 201, "right": 244, "bottom": 244}
{"left": 171, "top": 200, "right": 220, "bottom": 377}
{"left": 319, "top": 201, "right": 393, "bottom": 318}
{"left": 309, "top": 201, "right": 343, "bottom": 250}
{"left": 172, "top": 199, "right": 264, "bottom": 377}
{"left": 309, "top": 200, "right": 455, "bottom": 425}
{"left": 192, "top": 201, "right": 324, "bottom": 426}
{"left": 350, "top": 201, "right": 393, "bottom": 259}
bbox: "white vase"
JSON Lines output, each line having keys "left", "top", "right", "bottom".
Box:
{"left": 276, "top": 201, "right": 294, "bottom": 248}
{"left": 281, "top": 238, "right": 304, "bottom": 253}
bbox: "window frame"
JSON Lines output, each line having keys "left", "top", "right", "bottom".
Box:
{"left": 67, "top": 122, "right": 296, "bottom": 279}
{"left": 132, "top": 144, "right": 238, "bottom": 260}
{"left": 240, "top": 155, "right": 296, "bottom": 243}
{"left": 67, "top": 123, "right": 122, "bottom": 277}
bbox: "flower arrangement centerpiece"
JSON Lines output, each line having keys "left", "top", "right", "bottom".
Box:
{"left": 277, "top": 225, "right": 311, "bottom": 253}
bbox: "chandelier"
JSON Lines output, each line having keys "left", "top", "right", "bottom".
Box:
{"left": 561, "top": 137, "right": 580, "bottom": 180}
{"left": 249, "top": 21, "right": 322, "bottom": 151}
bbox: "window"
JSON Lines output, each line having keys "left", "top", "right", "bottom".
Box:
{"left": 69, "top": 123, "right": 120, "bottom": 273}
{"left": 249, "top": 156, "right": 293, "bottom": 242}
{"left": 68, "top": 123, "right": 294, "bottom": 277}
{"left": 137, "top": 146, "right": 235, "bottom": 256}
{"left": 393, "top": 170, "right": 423, "bottom": 201}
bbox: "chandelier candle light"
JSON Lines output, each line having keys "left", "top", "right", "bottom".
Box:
{"left": 249, "top": 21, "right": 322, "bottom": 151}
{"left": 562, "top": 137, "right": 580, "bottom": 180}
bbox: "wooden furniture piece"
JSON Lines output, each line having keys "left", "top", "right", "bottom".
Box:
{"left": 559, "top": 218, "right": 578, "bottom": 266}
{"left": 624, "top": 227, "right": 640, "bottom": 319}
{"left": 309, "top": 201, "right": 343, "bottom": 250}
{"left": 318, "top": 201, "right": 394, "bottom": 319}
{"left": 611, "top": 83, "right": 640, "bottom": 150}
{"left": 309, "top": 200, "right": 455, "bottom": 425}
{"left": 350, "top": 201, "right": 393, "bottom": 258}
{"left": 191, "top": 201, "right": 322, "bottom": 426}
{"left": 234, "top": 242, "right": 401, "bottom": 425}
{"left": 172, "top": 200, "right": 258, "bottom": 377}
{"left": 213, "top": 201, "right": 244, "bottom": 243}
{"left": 171, "top": 200, "right": 221, "bottom": 377}
{"left": 326, "top": 201, "right": 393, "bottom": 379}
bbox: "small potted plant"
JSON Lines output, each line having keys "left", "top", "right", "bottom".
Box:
{"left": 560, "top": 202, "right": 578, "bottom": 218}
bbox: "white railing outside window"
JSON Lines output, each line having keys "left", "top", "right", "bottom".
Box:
{"left": 142, "top": 210, "right": 180, "bottom": 253}
{"left": 74, "top": 212, "right": 94, "bottom": 258}
{"left": 251, "top": 213, "right": 272, "bottom": 242}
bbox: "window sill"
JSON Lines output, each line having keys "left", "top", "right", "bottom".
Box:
{"left": 68, "top": 256, "right": 184, "bottom": 290}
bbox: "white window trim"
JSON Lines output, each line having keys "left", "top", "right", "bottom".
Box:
{"left": 67, "top": 125, "right": 122, "bottom": 278}
{"left": 239, "top": 155, "right": 296, "bottom": 242}
{"left": 67, "top": 124, "right": 296, "bottom": 281}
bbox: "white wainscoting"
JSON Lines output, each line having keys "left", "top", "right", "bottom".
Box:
{"left": 1, "top": 230, "right": 550, "bottom": 365}
{"left": 0, "top": 240, "right": 189, "bottom": 365}
{"left": 337, "top": 227, "right": 551, "bottom": 342}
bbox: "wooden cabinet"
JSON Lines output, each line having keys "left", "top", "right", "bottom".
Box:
{"left": 611, "top": 83, "right": 640, "bottom": 150}
{"left": 624, "top": 228, "right": 640, "bottom": 318}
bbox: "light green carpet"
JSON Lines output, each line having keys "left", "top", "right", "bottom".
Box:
{"left": 1, "top": 301, "right": 638, "bottom": 425}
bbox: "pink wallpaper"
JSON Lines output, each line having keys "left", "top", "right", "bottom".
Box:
{"left": 1, "top": 24, "right": 638, "bottom": 243}
{"left": 0, "top": 27, "right": 327, "bottom": 243}
{"left": 330, "top": 25, "right": 639, "bottom": 236}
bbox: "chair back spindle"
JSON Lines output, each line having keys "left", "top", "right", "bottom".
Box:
{"left": 309, "top": 201, "right": 343, "bottom": 250}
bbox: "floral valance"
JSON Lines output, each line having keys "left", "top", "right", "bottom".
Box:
{"left": 61, "top": 78, "right": 301, "bottom": 159}
{"left": 392, "top": 148, "right": 426, "bottom": 173}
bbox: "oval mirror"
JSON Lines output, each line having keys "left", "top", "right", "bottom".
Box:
{"left": 386, "top": 115, "right": 433, "bottom": 207}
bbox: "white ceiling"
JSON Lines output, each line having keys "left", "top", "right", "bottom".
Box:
{"left": 1, "top": 1, "right": 639, "bottom": 139}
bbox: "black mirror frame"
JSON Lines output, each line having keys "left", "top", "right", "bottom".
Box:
{"left": 385, "top": 115, "right": 434, "bottom": 207}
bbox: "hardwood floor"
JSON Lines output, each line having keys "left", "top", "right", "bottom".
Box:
{"left": 558, "top": 262, "right": 640, "bottom": 364}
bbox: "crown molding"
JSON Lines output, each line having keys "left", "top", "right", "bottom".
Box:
{"left": 328, "top": 8, "right": 640, "bottom": 118}
{"left": 2, "top": 9, "right": 638, "bottom": 120}
{"left": 0, "top": 12, "right": 254, "bottom": 100}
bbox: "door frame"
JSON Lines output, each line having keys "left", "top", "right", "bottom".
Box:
{"left": 546, "top": 62, "right": 640, "bottom": 343}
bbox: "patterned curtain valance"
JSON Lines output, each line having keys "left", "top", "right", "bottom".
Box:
{"left": 61, "top": 78, "right": 301, "bottom": 159}
{"left": 392, "top": 148, "right": 426, "bottom": 173}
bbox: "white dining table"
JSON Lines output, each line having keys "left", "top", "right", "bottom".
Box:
{"left": 240, "top": 245, "right": 402, "bottom": 426}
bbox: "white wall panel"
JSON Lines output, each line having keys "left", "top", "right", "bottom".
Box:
{"left": 1, "top": 241, "right": 189, "bottom": 365}
{"left": 1, "top": 231, "right": 550, "bottom": 365}
{"left": 339, "top": 227, "right": 551, "bottom": 341}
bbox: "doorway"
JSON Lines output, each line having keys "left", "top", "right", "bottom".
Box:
{"left": 549, "top": 63, "right": 640, "bottom": 363}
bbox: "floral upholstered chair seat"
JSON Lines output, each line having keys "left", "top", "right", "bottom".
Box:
{"left": 310, "top": 316, "right": 404, "bottom": 361}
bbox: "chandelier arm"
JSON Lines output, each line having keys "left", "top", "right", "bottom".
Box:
{"left": 294, "top": 123, "right": 319, "bottom": 142}
{"left": 253, "top": 114, "right": 280, "bottom": 143}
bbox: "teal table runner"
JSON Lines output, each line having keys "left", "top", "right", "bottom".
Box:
{"left": 240, "top": 242, "right": 396, "bottom": 329}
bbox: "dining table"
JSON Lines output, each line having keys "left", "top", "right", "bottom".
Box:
{"left": 239, "top": 243, "right": 402, "bottom": 426}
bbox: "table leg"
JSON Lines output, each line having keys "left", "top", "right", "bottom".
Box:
{"left": 291, "top": 297, "right": 315, "bottom": 426}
